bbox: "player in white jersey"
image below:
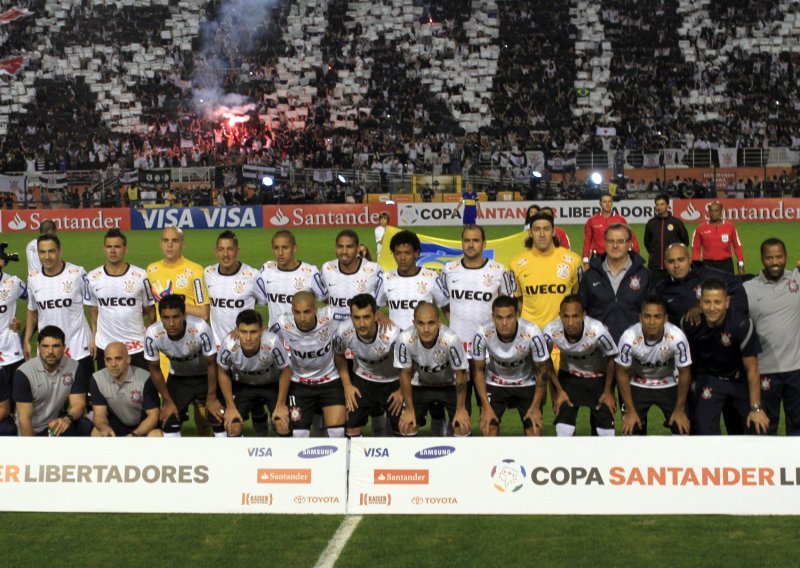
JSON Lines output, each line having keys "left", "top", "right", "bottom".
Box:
{"left": 616, "top": 297, "right": 692, "bottom": 436}
{"left": 374, "top": 212, "right": 389, "bottom": 259}
{"left": 543, "top": 295, "right": 618, "bottom": 436}
{"left": 25, "top": 219, "right": 56, "bottom": 275}
{"left": 395, "top": 302, "right": 470, "bottom": 436}
{"left": 24, "top": 234, "right": 94, "bottom": 378}
{"left": 272, "top": 292, "right": 347, "bottom": 438}
{"left": 334, "top": 294, "right": 402, "bottom": 437}
{"left": 472, "top": 296, "right": 550, "bottom": 436}
{"left": 216, "top": 310, "right": 290, "bottom": 437}
{"left": 0, "top": 259, "right": 28, "bottom": 379}
{"left": 377, "top": 230, "right": 448, "bottom": 331}
{"left": 86, "top": 229, "right": 155, "bottom": 370}
{"left": 205, "top": 230, "right": 268, "bottom": 346}
{"left": 144, "top": 295, "right": 223, "bottom": 437}
{"left": 320, "top": 229, "right": 384, "bottom": 323}
{"left": 261, "top": 230, "right": 327, "bottom": 326}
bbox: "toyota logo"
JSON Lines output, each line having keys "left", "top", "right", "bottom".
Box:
{"left": 294, "top": 495, "right": 306, "bottom": 504}
{"left": 411, "top": 496, "right": 423, "bottom": 505}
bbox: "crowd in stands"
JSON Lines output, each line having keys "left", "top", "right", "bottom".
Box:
{"left": 0, "top": 0, "right": 797, "bottom": 182}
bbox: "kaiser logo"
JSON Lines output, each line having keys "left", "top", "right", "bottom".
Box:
{"left": 257, "top": 468, "right": 312, "bottom": 483}
{"left": 680, "top": 203, "right": 702, "bottom": 221}
{"left": 297, "top": 445, "right": 338, "bottom": 459}
{"left": 491, "top": 459, "right": 527, "bottom": 493}
{"left": 374, "top": 469, "right": 429, "bottom": 484}
{"left": 414, "top": 446, "right": 456, "bottom": 459}
{"left": 241, "top": 492, "right": 273, "bottom": 506}
{"left": 358, "top": 492, "right": 392, "bottom": 506}
{"left": 7, "top": 213, "right": 26, "bottom": 231}
{"left": 270, "top": 209, "right": 290, "bottom": 226}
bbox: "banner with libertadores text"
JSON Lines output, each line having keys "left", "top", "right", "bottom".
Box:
{"left": 348, "top": 437, "right": 800, "bottom": 515}
{"left": 0, "top": 438, "right": 347, "bottom": 514}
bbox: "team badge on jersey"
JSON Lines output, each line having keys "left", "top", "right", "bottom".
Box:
{"left": 62, "top": 372, "right": 74, "bottom": 386}
{"left": 176, "top": 274, "right": 188, "bottom": 288}
{"left": 130, "top": 389, "right": 143, "bottom": 403}
{"left": 482, "top": 273, "right": 494, "bottom": 287}
{"left": 761, "top": 377, "right": 772, "bottom": 391}
{"left": 233, "top": 280, "right": 245, "bottom": 294}
{"left": 123, "top": 280, "right": 136, "bottom": 294}
{"left": 720, "top": 332, "right": 731, "bottom": 347}
{"left": 0, "top": 289, "right": 8, "bottom": 301}
{"left": 789, "top": 280, "right": 799, "bottom": 294}
{"left": 417, "top": 281, "right": 428, "bottom": 294}
{"left": 514, "top": 343, "right": 528, "bottom": 357}
{"left": 702, "top": 386, "right": 713, "bottom": 400}
{"left": 433, "top": 348, "right": 448, "bottom": 364}
{"left": 318, "top": 327, "right": 330, "bottom": 342}
{"left": 374, "top": 345, "right": 387, "bottom": 357}
{"left": 556, "top": 264, "right": 570, "bottom": 280}
{"left": 629, "top": 275, "right": 641, "bottom": 291}
{"left": 293, "top": 276, "right": 305, "bottom": 290}
{"left": 61, "top": 280, "right": 73, "bottom": 294}
{"left": 355, "top": 278, "right": 368, "bottom": 293}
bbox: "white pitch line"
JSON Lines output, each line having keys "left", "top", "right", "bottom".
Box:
{"left": 314, "top": 515, "right": 363, "bottom": 568}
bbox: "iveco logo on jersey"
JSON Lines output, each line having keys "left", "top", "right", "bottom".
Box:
{"left": 415, "top": 446, "right": 456, "bottom": 459}
{"left": 37, "top": 299, "right": 73, "bottom": 309}
{"left": 98, "top": 297, "right": 136, "bottom": 307}
{"left": 292, "top": 343, "right": 332, "bottom": 359}
{"left": 450, "top": 290, "right": 493, "bottom": 301}
{"left": 131, "top": 206, "right": 262, "bottom": 230}
{"left": 211, "top": 298, "right": 246, "bottom": 309}
{"left": 297, "top": 445, "right": 338, "bottom": 459}
{"left": 525, "top": 284, "right": 568, "bottom": 295}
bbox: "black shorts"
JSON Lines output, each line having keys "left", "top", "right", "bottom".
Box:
{"left": 692, "top": 374, "right": 750, "bottom": 435}
{"left": 555, "top": 372, "right": 614, "bottom": 429}
{"left": 232, "top": 381, "right": 280, "bottom": 419}
{"left": 411, "top": 385, "right": 457, "bottom": 425}
{"left": 96, "top": 348, "right": 148, "bottom": 371}
{"left": 346, "top": 375, "right": 400, "bottom": 432}
{"left": 0, "top": 417, "right": 17, "bottom": 436}
{"left": 107, "top": 412, "right": 140, "bottom": 437}
{"left": 485, "top": 384, "right": 535, "bottom": 424}
{"left": 288, "top": 380, "right": 345, "bottom": 430}
{"left": 76, "top": 356, "right": 96, "bottom": 380}
{"left": 165, "top": 374, "right": 222, "bottom": 432}
{"left": 631, "top": 384, "right": 680, "bottom": 435}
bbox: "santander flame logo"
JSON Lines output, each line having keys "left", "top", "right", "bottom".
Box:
{"left": 7, "top": 213, "right": 26, "bottom": 230}
{"left": 269, "top": 209, "right": 290, "bottom": 226}
{"left": 680, "top": 203, "right": 702, "bottom": 222}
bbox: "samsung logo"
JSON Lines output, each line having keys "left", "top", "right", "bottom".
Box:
{"left": 298, "top": 445, "right": 339, "bottom": 459}
{"left": 414, "top": 446, "right": 456, "bottom": 459}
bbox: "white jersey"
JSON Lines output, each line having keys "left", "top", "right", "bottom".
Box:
{"left": 616, "top": 322, "right": 692, "bottom": 389}
{"left": 28, "top": 262, "right": 92, "bottom": 360}
{"left": 439, "top": 259, "right": 513, "bottom": 348}
{"left": 144, "top": 315, "right": 216, "bottom": 377}
{"left": 85, "top": 264, "right": 154, "bottom": 353}
{"left": 217, "top": 330, "right": 289, "bottom": 386}
{"left": 260, "top": 261, "right": 327, "bottom": 326}
{"left": 543, "top": 316, "right": 618, "bottom": 378}
{"left": 205, "top": 262, "right": 267, "bottom": 347}
{"left": 377, "top": 268, "right": 448, "bottom": 331}
{"left": 25, "top": 238, "right": 40, "bottom": 275}
{"left": 374, "top": 226, "right": 386, "bottom": 258}
{"left": 334, "top": 322, "right": 399, "bottom": 383}
{"left": 320, "top": 259, "right": 384, "bottom": 322}
{"left": 471, "top": 320, "right": 549, "bottom": 387}
{"left": 0, "top": 273, "right": 27, "bottom": 365}
{"left": 394, "top": 324, "right": 468, "bottom": 387}
{"left": 276, "top": 306, "right": 340, "bottom": 384}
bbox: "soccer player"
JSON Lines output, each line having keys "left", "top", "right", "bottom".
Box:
{"left": 334, "top": 294, "right": 402, "bottom": 437}
{"left": 615, "top": 297, "right": 692, "bottom": 436}
{"left": 395, "top": 302, "right": 470, "bottom": 437}
{"left": 144, "top": 294, "right": 223, "bottom": 437}
{"left": 86, "top": 228, "right": 155, "bottom": 370}
{"left": 582, "top": 192, "right": 640, "bottom": 269}
{"left": 743, "top": 238, "right": 800, "bottom": 435}
{"left": 471, "top": 296, "right": 550, "bottom": 436}
{"left": 681, "top": 278, "right": 769, "bottom": 435}
{"left": 272, "top": 292, "right": 347, "bottom": 438}
{"left": 375, "top": 212, "right": 390, "bottom": 259}
{"left": 13, "top": 325, "right": 92, "bottom": 436}
{"left": 205, "top": 230, "right": 267, "bottom": 347}
{"left": 321, "top": 229, "right": 384, "bottom": 324}
{"left": 25, "top": 219, "right": 56, "bottom": 275}
{"left": 377, "top": 230, "right": 448, "bottom": 331}
{"left": 644, "top": 194, "right": 689, "bottom": 284}
{"left": 691, "top": 201, "right": 745, "bottom": 275}
{"left": 543, "top": 295, "right": 618, "bottom": 437}
{"left": 216, "top": 309, "right": 290, "bottom": 437}
{"left": 24, "top": 234, "right": 94, "bottom": 378}
{"left": 90, "top": 342, "right": 162, "bottom": 437}
{"left": 0, "top": 257, "right": 28, "bottom": 381}
{"left": 455, "top": 182, "right": 480, "bottom": 225}
{"left": 261, "top": 229, "right": 327, "bottom": 326}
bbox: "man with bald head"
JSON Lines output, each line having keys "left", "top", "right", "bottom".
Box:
{"left": 272, "top": 291, "right": 348, "bottom": 438}
{"left": 90, "top": 342, "right": 162, "bottom": 437}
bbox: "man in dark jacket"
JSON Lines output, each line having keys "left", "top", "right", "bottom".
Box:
{"left": 644, "top": 194, "right": 689, "bottom": 285}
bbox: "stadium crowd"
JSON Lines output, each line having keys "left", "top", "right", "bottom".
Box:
{"left": 2, "top": 192, "right": 798, "bottom": 438}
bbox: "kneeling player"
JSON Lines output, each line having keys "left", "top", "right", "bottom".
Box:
{"left": 616, "top": 297, "right": 692, "bottom": 435}
{"left": 91, "top": 342, "right": 163, "bottom": 437}
{"left": 144, "top": 295, "right": 225, "bottom": 437}
{"left": 543, "top": 296, "right": 618, "bottom": 436}
{"left": 217, "top": 310, "right": 290, "bottom": 437}
{"left": 472, "top": 296, "right": 549, "bottom": 436}
{"left": 272, "top": 292, "right": 347, "bottom": 438}
{"left": 395, "top": 302, "right": 470, "bottom": 436}
{"left": 335, "top": 294, "right": 402, "bottom": 437}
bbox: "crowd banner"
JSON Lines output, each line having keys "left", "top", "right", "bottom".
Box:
{"left": 130, "top": 206, "right": 263, "bottom": 230}
{"left": 396, "top": 200, "right": 657, "bottom": 227}
{"left": 0, "top": 438, "right": 348, "bottom": 514}
{"left": 377, "top": 226, "right": 527, "bottom": 272}
{"left": 0, "top": 208, "right": 131, "bottom": 232}
{"left": 348, "top": 438, "right": 800, "bottom": 515}
{"left": 671, "top": 198, "right": 800, "bottom": 223}
{"left": 262, "top": 203, "right": 397, "bottom": 229}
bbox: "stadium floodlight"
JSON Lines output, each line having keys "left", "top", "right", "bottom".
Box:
{"left": 262, "top": 176, "right": 274, "bottom": 187}
{"left": 590, "top": 172, "right": 602, "bottom": 185}
{"left": 531, "top": 170, "right": 543, "bottom": 179}
{"left": 337, "top": 174, "right": 348, "bottom": 184}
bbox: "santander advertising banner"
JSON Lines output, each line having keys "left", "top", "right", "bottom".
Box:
{"left": 262, "top": 204, "right": 397, "bottom": 229}
{"left": 671, "top": 198, "right": 800, "bottom": 223}
{"left": 0, "top": 208, "right": 131, "bottom": 232}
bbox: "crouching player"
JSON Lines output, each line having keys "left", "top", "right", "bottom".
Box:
{"left": 217, "top": 310, "right": 291, "bottom": 437}
{"left": 395, "top": 302, "right": 470, "bottom": 437}
{"left": 471, "top": 296, "right": 550, "bottom": 436}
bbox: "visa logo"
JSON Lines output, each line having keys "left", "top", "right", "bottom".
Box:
{"left": 247, "top": 447, "right": 273, "bottom": 457}
{"left": 363, "top": 448, "right": 390, "bottom": 458}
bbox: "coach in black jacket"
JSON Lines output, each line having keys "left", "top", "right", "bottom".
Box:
{"left": 578, "top": 224, "right": 651, "bottom": 343}
{"left": 644, "top": 194, "right": 689, "bottom": 285}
